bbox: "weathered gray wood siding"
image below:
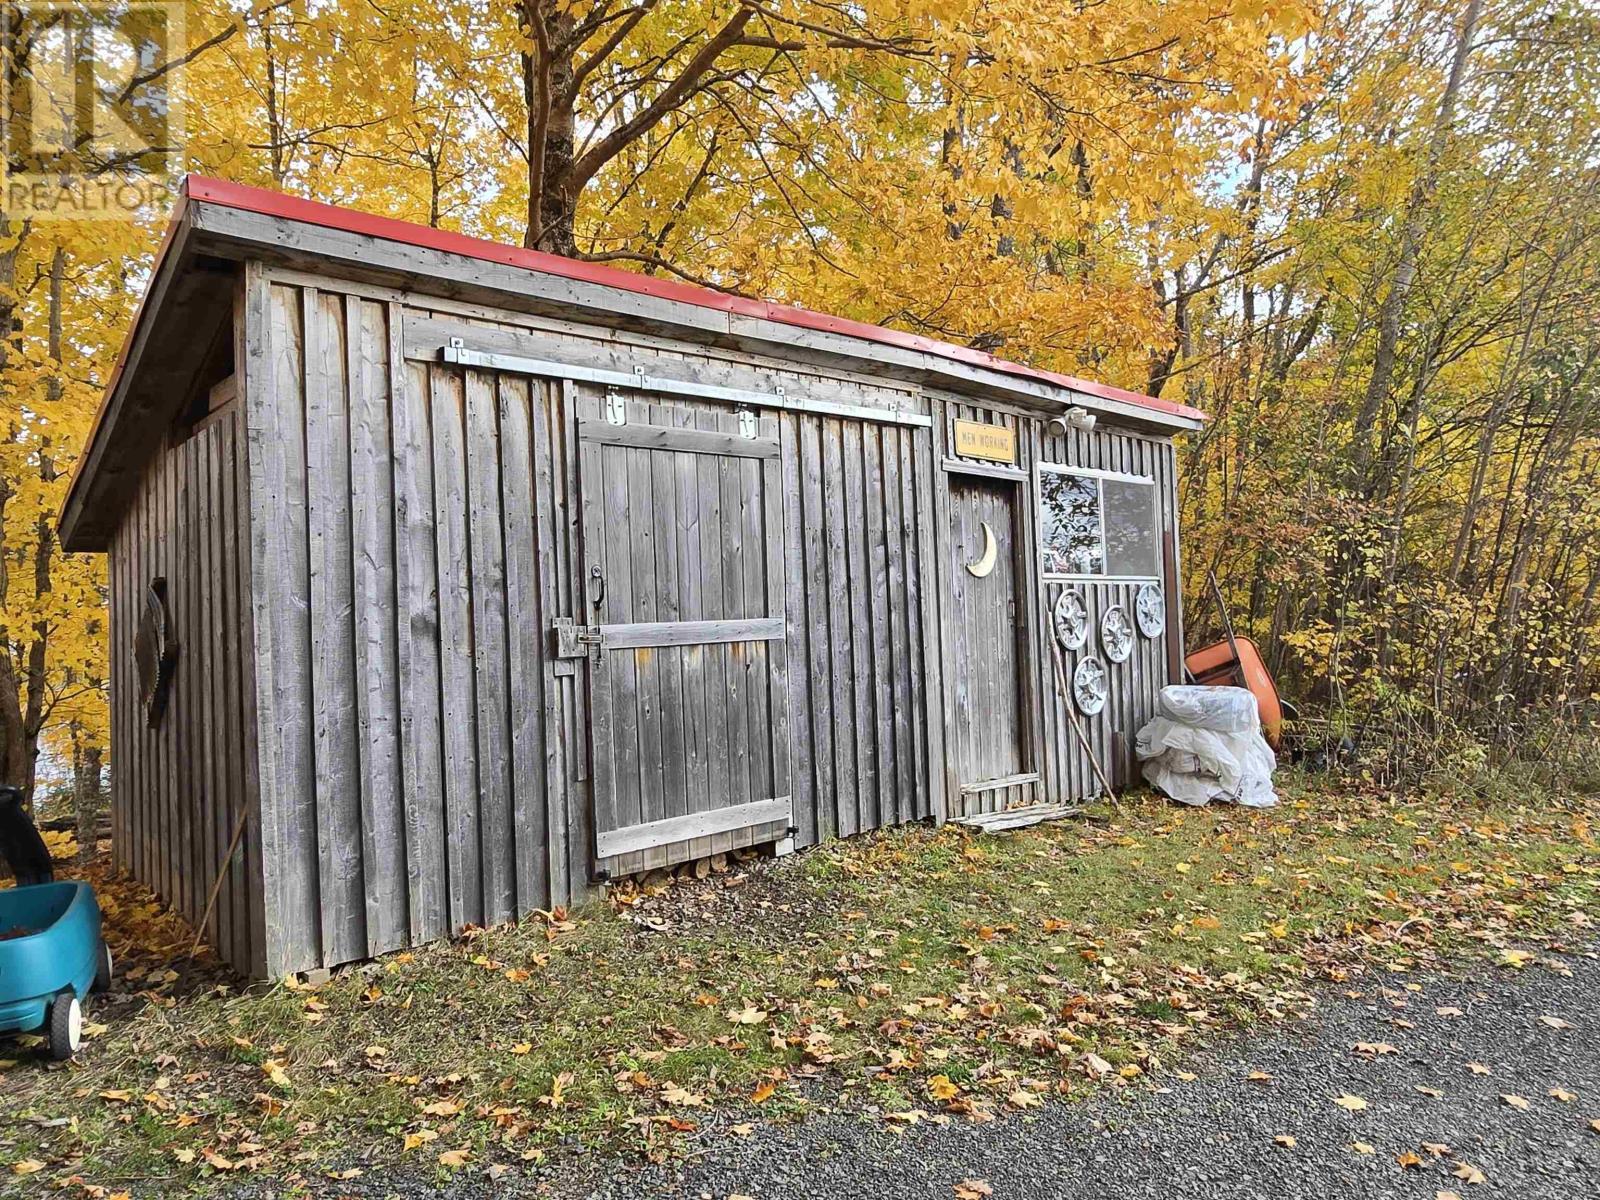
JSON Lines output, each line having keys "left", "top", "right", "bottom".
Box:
{"left": 782, "top": 409, "right": 942, "bottom": 846}
{"left": 108, "top": 404, "right": 262, "bottom": 976}
{"left": 237, "top": 269, "right": 947, "bottom": 974}
{"left": 1036, "top": 421, "right": 1180, "bottom": 800}
{"left": 240, "top": 274, "right": 592, "bottom": 975}
{"left": 232, "top": 265, "right": 1183, "bottom": 978}
{"left": 932, "top": 400, "right": 1179, "bottom": 815}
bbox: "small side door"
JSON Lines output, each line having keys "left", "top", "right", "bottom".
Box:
{"left": 948, "top": 475, "right": 1027, "bottom": 793}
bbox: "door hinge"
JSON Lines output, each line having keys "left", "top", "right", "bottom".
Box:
{"left": 553, "top": 617, "right": 603, "bottom": 658}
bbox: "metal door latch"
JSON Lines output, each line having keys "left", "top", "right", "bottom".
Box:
{"left": 737, "top": 408, "right": 757, "bottom": 439}
{"left": 553, "top": 618, "right": 603, "bottom": 659}
{"left": 605, "top": 388, "right": 626, "bottom": 425}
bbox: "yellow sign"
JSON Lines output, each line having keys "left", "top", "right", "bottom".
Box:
{"left": 953, "top": 419, "right": 1017, "bottom": 464}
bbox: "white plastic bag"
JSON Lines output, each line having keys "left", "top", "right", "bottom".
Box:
{"left": 1136, "top": 686, "right": 1278, "bottom": 807}
{"left": 1156, "top": 684, "right": 1260, "bottom": 733}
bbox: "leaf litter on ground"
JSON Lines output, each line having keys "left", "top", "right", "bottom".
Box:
{"left": 5, "top": 777, "right": 1596, "bottom": 1195}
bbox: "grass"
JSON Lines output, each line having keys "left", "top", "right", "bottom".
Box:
{"left": 4, "top": 770, "right": 1597, "bottom": 1195}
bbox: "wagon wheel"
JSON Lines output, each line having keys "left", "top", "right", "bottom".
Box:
{"left": 46, "top": 991, "right": 81, "bottom": 1061}
{"left": 1135, "top": 582, "right": 1165, "bottom": 638}
{"left": 1073, "top": 657, "right": 1108, "bottom": 716}
{"left": 1101, "top": 605, "right": 1134, "bottom": 663}
{"left": 94, "top": 943, "right": 113, "bottom": 993}
{"left": 1052, "top": 589, "right": 1089, "bottom": 651}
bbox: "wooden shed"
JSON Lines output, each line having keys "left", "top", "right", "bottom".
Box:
{"left": 58, "top": 177, "right": 1204, "bottom": 978}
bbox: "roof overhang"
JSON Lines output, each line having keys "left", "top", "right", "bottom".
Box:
{"left": 59, "top": 176, "right": 1205, "bottom": 552}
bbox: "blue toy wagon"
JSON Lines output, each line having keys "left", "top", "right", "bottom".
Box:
{"left": 0, "top": 881, "right": 113, "bottom": 1060}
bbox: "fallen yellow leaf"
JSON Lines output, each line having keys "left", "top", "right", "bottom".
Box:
{"left": 1273, "top": 1133, "right": 1296, "bottom": 1148}
{"left": 539, "top": 1071, "right": 573, "bottom": 1109}
{"left": 1452, "top": 1161, "right": 1487, "bottom": 1185}
{"left": 1352, "top": 1041, "right": 1399, "bottom": 1056}
{"left": 1333, "top": 1093, "right": 1369, "bottom": 1111}
{"left": 661, "top": 1082, "right": 706, "bottom": 1107}
{"left": 402, "top": 1129, "right": 438, "bottom": 1152}
{"left": 11, "top": 1160, "right": 44, "bottom": 1175}
{"left": 437, "top": 1148, "right": 471, "bottom": 1168}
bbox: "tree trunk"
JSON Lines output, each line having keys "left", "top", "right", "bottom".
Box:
{"left": 1348, "top": 0, "right": 1482, "bottom": 487}
{"left": 521, "top": 0, "right": 578, "bottom": 254}
{"left": 75, "top": 731, "right": 103, "bottom": 866}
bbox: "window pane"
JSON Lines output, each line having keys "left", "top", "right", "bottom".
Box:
{"left": 1103, "top": 478, "right": 1158, "bottom": 577}
{"left": 1040, "top": 472, "right": 1102, "bottom": 574}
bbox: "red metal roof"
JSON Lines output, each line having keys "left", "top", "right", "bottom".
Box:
{"left": 183, "top": 175, "right": 1204, "bottom": 424}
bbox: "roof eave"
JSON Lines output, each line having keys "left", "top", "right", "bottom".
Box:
{"left": 57, "top": 195, "right": 197, "bottom": 553}
{"left": 182, "top": 192, "right": 1203, "bottom": 433}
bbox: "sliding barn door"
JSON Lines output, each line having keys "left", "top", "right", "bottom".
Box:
{"left": 575, "top": 395, "right": 792, "bottom": 870}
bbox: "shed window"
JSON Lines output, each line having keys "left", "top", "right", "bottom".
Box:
{"left": 1039, "top": 466, "right": 1159, "bottom": 580}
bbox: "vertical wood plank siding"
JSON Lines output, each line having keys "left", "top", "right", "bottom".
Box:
{"left": 1032, "top": 420, "right": 1179, "bottom": 806}
{"left": 106, "top": 406, "right": 259, "bottom": 976}
{"left": 180, "top": 270, "right": 1183, "bottom": 976}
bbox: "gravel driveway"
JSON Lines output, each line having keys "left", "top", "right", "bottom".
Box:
{"left": 233, "top": 947, "right": 1599, "bottom": 1200}
{"left": 544, "top": 947, "right": 1600, "bottom": 1200}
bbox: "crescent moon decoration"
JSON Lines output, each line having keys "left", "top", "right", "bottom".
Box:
{"left": 1135, "top": 583, "right": 1165, "bottom": 638}
{"left": 1101, "top": 605, "right": 1134, "bottom": 663}
{"left": 1073, "top": 656, "right": 1108, "bottom": 716}
{"left": 965, "top": 521, "right": 998, "bottom": 578}
{"left": 1053, "top": 589, "right": 1089, "bottom": 651}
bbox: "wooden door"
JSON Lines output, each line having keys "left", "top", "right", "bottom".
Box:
{"left": 576, "top": 395, "right": 792, "bottom": 868}
{"left": 949, "top": 476, "right": 1025, "bottom": 788}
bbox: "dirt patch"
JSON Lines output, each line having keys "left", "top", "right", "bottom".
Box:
{"left": 608, "top": 843, "right": 851, "bottom": 949}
